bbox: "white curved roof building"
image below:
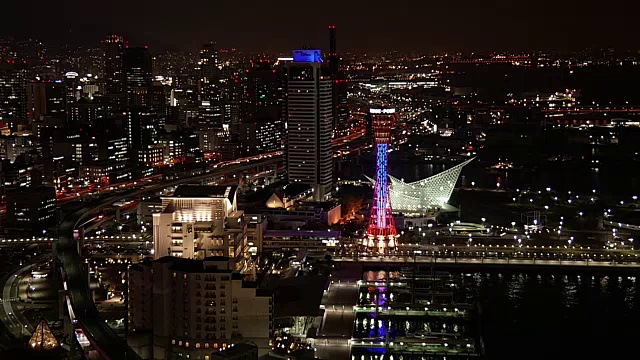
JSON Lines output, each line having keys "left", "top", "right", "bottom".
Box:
{"left": 367, "top": 158, "right": 475, "bottom": 214}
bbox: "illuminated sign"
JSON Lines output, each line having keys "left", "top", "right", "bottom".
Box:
{"left": 370, "top": 108, "right": 396, "bottom": 114}
{"left": 293, "top": 49, "right": 323, "bottom": 63}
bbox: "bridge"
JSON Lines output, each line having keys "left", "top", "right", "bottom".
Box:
{"left": 55, "top": 155, "right": 284, "bottom": 359}
{"left": 0, "top": 237, "right": 56, "bottom": 246}
{"left": 333, "top": 254, "right": 640, "bottom": 277}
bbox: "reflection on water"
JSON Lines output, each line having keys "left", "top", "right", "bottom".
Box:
{"left": 462, "top": 271, "right": 640, "bottom": 359}
{"left": 355, "top": 269, "right": 640, "bottom": 359}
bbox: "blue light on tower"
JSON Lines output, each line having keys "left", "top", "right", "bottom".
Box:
{"left": 375, "top": 143, "right": 389, "bottom": 229}
{"left": 292, "top": 49, "right": 323, "bottom": 63}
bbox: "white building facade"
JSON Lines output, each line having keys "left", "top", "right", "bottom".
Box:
{"left": 285, "top": 57, "right": 333, "bottom": 201}
{"left": 153, "top": 185, "right": 248, "bottom": 267}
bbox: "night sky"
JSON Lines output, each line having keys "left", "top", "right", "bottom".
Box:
{"left": 1, "top": 0, "right": 635, "bottom": 52}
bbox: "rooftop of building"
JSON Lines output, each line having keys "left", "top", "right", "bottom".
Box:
{"left": 131, "top": 258, "right": 267, "bottom": 290}
{"left": 172, "top": 185, "right": 237, "bottom": 201}
{"left": 298, "top": 201, "right": 340, "bottom": 211}
{"left": 153, "top": 256, "right": 235, "bottom": 273}
{"left": 263, "top": 229, "right": 341, "bottom": 238}
{"left": 211, "top": 341, "right": 258, "bottom": 359}
{"left": 281, "top": 183, "right": 312, "bottom": 198}
{"left": 262, "top": 275, "right": 328, "bottom": 317}
{"left": 239, "top": 182, "right": 310, "bottom": 207}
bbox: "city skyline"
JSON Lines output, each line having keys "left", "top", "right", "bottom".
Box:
{"left": 1, "top": 0, "right": 636, "bottom": 52}
{"left": 1, "top": 5, "right": 640, "bottom": 359}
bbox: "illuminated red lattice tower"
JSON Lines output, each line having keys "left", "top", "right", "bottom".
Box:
{"left": 364, "top": 108, "right": 399, "bottom": 252}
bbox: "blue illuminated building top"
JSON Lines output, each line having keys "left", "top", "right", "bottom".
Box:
{"left": 292, "top": 49, "right": 323, "bottom": 63}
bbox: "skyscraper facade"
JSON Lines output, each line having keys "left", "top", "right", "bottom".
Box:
{"left": 101, "top": 35, "right": 126, "bottom": 108}
{"left": 197, "top": 42, "right": 225, "bottom": 139}
{"left": 327, "top": 26, "right": 349, "bottom": 131}
{"left": 285, "top": 50, "right": 333, "bottom": 201}
{"left": 26, "top": 81, "right": 66, "bottom": 123}
{"left": 0, "top": 61, "right": 27, "bottom": 130}
{"left": 246, "top": 60, "right": 281, "bottom": 123}
{"left": 199, "top": 42, "right": 220, "bottom": 104}
{"left": 124, "top": 46, "right": 152, "bottom": 108}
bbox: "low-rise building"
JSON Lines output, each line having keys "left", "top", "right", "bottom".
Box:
{"left": 245, "top": 214, "right": 267, "bottom": 256}
{"left": 153, "top": 185, "right": 249, "bottom": 267}
{"left": 79, "top": 160, "right": 131, "bottom": 184}
{"left": 210, "top": 341, "right": 258, "bottom": 360}
{"left": 260, "top": 230, "right": 340, "bottom": 254}
{"left": 138, "top": 197, "right": 163, "bottom": 226}
{"left": 263, "top": 201, "right": 341, "bottom": 228}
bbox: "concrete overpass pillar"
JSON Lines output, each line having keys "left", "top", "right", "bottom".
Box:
{"left": 77, "top": 228, "right": 85, "bottom": 256}
{"left": 57, "top": 289, "right": 65, "bottom": 320}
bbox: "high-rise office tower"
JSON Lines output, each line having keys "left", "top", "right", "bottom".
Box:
{"left": 246, "top": 60, "right": 281, "bottom": 123}
{"left": 101, "top": 35, "right": 126, "bottom": 108}
{"left": 123, "top": 46, "right": 155, "bottom": 166}
{"left": 199, "top": 42, "right": 220, "bottom": 103}
{"left": 26, "top": 81, "right": 66, "bottom": 123}
{"left": 127, "top": 110, "right": 157, "bottom": 163}
{"left": 328, "top": 26, "right": 338, "bottom": 76}
{"left": 242, "top": 60, "right": 284, "bottom": 154}
{"left": 198, "top": 42, "right": 224, "bottom": 137}
{"left": 327, "top": 26, "right": 349, "bottom": 131}
{"left": 221, "top": 73, "right": 244, "bottom": 133}
{"left": 63, "top": 72, "right": 80, "bottom": 116}
{"left": 0, "top": 61, "right": 27, "bottom": 130}
{"left": 124, "top": 46, "right": 152, "bottom": 108}
{"left": 285, "top": 49, "right": 333, "bottom": 201}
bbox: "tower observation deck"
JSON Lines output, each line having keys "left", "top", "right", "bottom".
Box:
{"left": 364, "top": 108, "right": 399, "bottom": 252}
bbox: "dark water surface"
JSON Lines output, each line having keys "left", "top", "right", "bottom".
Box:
{"left": 463, "top": 271, "right": 640, "bottom": 359}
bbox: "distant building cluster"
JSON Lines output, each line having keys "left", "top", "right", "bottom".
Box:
{"left": 0, "top": 26, "right": 351, "bottom": 236}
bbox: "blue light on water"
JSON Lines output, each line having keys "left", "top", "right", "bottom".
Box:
{"left": 365, "top": 347, "right": 387, "bottom": 354}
